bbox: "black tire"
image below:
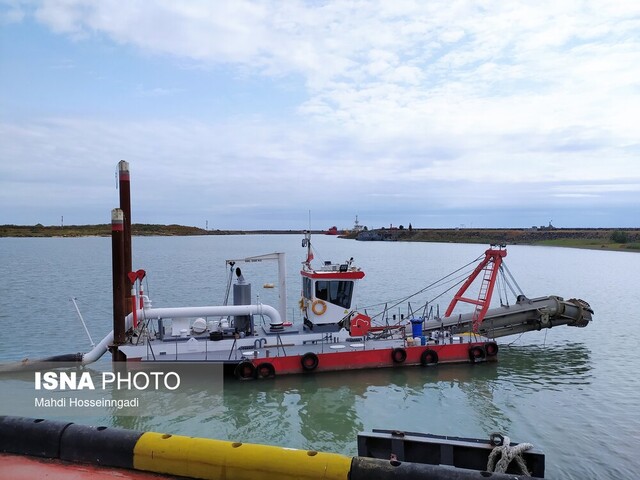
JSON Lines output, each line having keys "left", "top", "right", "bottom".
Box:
{"left": 256, "top": 362, "right": 276, "bottom": 379}
{"left": 234, "top": 361, "right": 256, "bottom": 380}
{"left": 485, "top": 341, "right": 499, "bottom": 357}
{"left": 391, "top": 347, "right": 407, "bottom": 364}
{"left": 469, "top": 346, "right": 486, "bottom": 363}
{"left": 301, "top": 352, "right": 319, "bottom": 371}
{"left": 420, "top": 349, "right": 439, "bottom": 366}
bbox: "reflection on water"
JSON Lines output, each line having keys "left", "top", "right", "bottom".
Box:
{"left": 0, "top": 346, "right": 631, "bottom": 478}
{"left": 0, "top": 341, "right": 593, "bottom": 456}
{"left": 496, "top": 343, "right": 592, "bottom": 392}
{"left": 101, "top": 343, "right": 590, "bottom": 453}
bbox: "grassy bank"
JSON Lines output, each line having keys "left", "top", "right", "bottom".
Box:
{"left": 0, "top": 224, "right": 209, "bottom": 237}
{"left": 347, "top": 228, "right": 640, "bottom": 252}
{"left": 0, "top": 224, "right": 301, "bottom": 238}
{"left": 2, "top": 224, "right": 638, "bottom": 252}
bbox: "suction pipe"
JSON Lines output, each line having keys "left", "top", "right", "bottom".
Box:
{"left": 80, "top": 304, "right": 282, "bottom": 365}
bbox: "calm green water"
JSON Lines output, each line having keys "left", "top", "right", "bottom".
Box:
{"left": 1, "top": 235, "right": 638, "bottom": 478}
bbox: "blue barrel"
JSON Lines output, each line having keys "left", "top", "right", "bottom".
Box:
{"left": 410, "top": 318, "right": 423, "bottom": 338}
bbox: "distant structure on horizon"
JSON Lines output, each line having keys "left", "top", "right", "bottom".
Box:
{"left": 352, "top": 215, "right": 364, "bottom": 233}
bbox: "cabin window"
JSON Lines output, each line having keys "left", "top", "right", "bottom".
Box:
{"left": 315, "top": 280, "right": 353, "bottom": 309}
{"left": 303, "top": 277, "right": 313, "bottom": 299}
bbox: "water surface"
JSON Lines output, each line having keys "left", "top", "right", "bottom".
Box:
{"left": 1, "top": 235, "right": 638, "bottom": 478}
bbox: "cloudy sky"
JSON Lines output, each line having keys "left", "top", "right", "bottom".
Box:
{"left": 1, "top": 1, "right": 639, "bottom": 230}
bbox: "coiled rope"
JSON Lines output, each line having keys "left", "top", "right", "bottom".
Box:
{"left": 486, "top": 435, "right": 533, "bottom": 475}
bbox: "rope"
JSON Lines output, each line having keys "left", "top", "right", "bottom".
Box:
{"left": 486, "top": 435, "right": 533, "bottom": 475}
{"left": 360, "top": 254, "right": 483, "bottom": 312}
{"left": 502, "top": 261, "right": 525, "bottom": 297}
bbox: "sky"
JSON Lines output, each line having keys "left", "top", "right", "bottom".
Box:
{"left": 1, "top": 1, "right": 639, "bottom": 230}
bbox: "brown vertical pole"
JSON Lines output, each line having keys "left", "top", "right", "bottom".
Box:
{"left": 118, "top": 160, "right": 133, "bottom": 316}
{"left": 112, "top": 208, "right": 126, "bottom": 357}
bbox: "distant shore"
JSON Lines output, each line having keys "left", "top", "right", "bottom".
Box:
{"left": 342, "top": 227, "right": 640, "bottom": 252}
{"left": 0, "top": 224, "right": 300, "bottom": 237}
{"left": 1, "top": 224, "right": 638, "bottom": 252}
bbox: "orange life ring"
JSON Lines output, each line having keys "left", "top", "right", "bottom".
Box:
{"left": 311, "top": 299, "right": 327, "bottom": 315}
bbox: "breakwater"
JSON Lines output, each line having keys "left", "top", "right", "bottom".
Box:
{"left": 348, "top": 227, "right": 640, "bottom": 251}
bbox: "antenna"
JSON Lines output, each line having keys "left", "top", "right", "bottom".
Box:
{"left": 70, "top": 297, "right": 95, "bottom": 347}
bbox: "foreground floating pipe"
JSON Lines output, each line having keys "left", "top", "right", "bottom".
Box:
{"left": 0, "top": 416, "right": 543, "bottom": 480}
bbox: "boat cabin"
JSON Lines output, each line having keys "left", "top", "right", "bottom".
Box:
{"left": 301, "top": 259, "right": 365, "bottom": 331}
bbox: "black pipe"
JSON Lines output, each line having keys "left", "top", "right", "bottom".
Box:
{"left": 350, "top": 456, "right": 544, "bottom": 480}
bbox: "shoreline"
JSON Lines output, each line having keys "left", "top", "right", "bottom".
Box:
{"left": 0, "top": 224, "right": 302, "bottom": 238}
{"left": 1, "top": 224, "right": 639, "bottom": 252}
{"left": 343, "top": 227, "right": 640, "bottom": 252}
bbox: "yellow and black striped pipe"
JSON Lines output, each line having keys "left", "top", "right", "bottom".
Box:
{"left": 134, "top": 431, "right": 350, "bottom": 480}
{"left": 0, "top": 415, "right": 348, "bottom": 480}
{"left": 0, "top": 416, "right": 539, "bottom": 480}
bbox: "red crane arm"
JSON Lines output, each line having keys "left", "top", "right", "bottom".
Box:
{"left": 444, "top": 246, "right": 507, "bottom": 332}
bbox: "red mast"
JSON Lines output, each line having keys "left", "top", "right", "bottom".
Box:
{"left": 444, "top": 245, "right": 507, "bottom": 332}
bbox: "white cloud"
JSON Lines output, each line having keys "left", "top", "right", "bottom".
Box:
{"left": 135, "top": 85, "right": 184, "bottom": 97}
{"left": 1, "top": 113, "right": 636, "bottom": 222}
{"left": 26, "top": 1, "right": 640, "bottom": 132}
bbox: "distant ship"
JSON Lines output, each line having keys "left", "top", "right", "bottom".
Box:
{"left": 325, "top": 226, "right": 339, "bottom": 235}
{"left": 352, "top": 215, "right": 364, "bottom": 233}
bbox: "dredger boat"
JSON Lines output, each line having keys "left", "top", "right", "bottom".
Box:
{"left": 3, "top": 162, "right": 593, "bottom": 379}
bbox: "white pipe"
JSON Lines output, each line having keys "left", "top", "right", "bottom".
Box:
{"left": 139, "top": 304, "right": 281, "bottom": 322}
{"left": 82, "top": 330, "right": 115, "bottom": 364}
{"left": 81, "top": 304, "right": 282, "bottom": 365}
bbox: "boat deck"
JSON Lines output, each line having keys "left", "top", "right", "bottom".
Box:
{"left": 123, "top": 326, "right": 485, "bottom": 361}
{"left": 119, "top": 326, "right": 496, "bottom": 378}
